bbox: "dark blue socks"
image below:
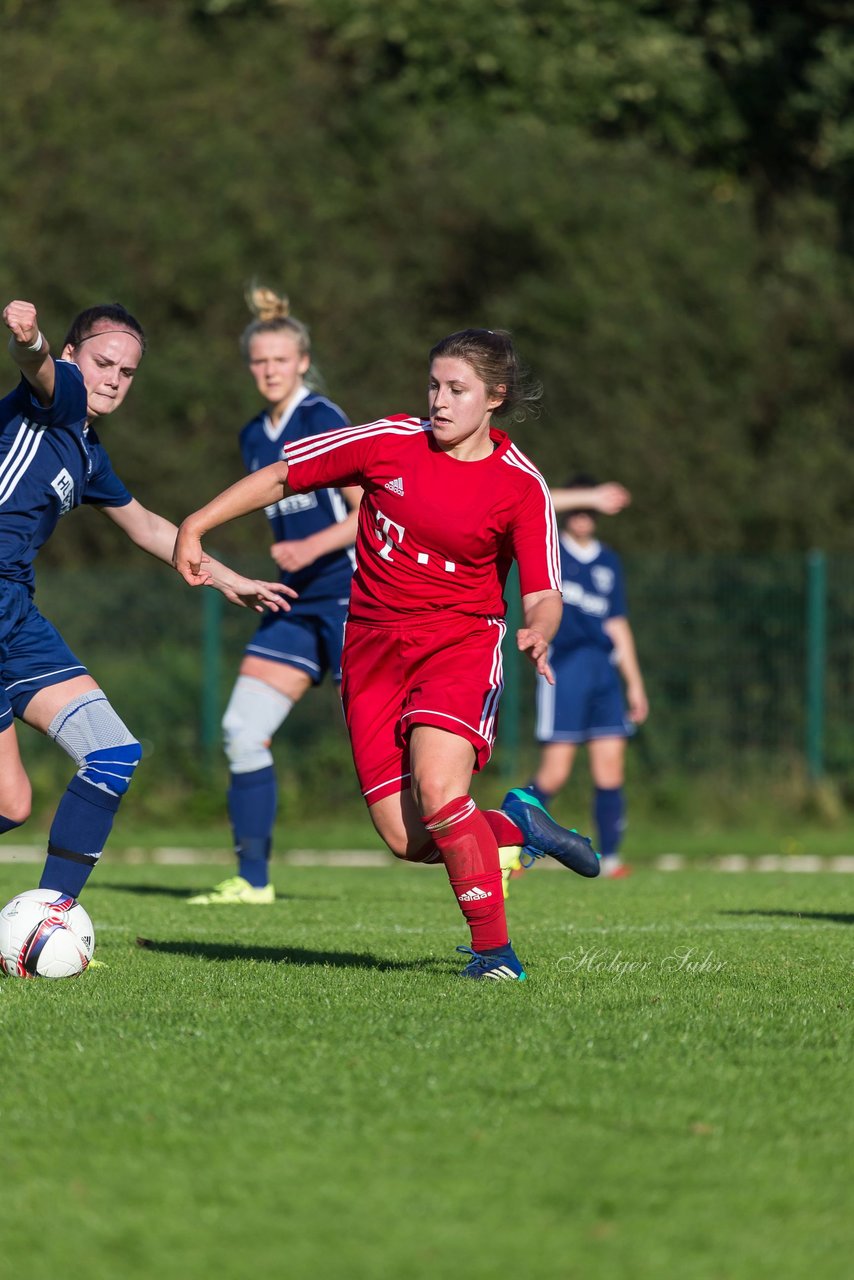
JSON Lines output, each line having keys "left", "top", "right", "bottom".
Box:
{"left": 227, "top": 766, "right": 277, "bottom": 888}
{"left": 594, "top": 786, "right": 625, "bottom": 857}
{"left": 39, "top": 775, "right": 120, "bottom": 898}
{"left": 524, "top": 781, "right": 552, "bottom": 808}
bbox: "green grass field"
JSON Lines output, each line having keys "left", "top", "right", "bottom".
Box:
{"left": 1, "top": 861, "right": 852, "bottom": 1279}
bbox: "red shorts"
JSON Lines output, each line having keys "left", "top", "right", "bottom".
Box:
{"left": 340, "top": 612, "right": 507, "bottom": 804}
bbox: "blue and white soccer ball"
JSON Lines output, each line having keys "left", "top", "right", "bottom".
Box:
{"left": 0, "top": 889, "right": 95, "bottom": 978}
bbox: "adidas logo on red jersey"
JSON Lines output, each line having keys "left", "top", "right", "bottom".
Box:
{"left": 458, "top": 886, "right": 491, "bottom": 902}
{"left": 384, "top": 476, "right": 404, "bottom": 496}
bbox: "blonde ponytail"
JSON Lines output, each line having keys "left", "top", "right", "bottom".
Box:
{"left": 240, "top": 281, "right": 312, "bottom": 365}
{"left": 245, "top": 282, "right": 291, "bottom": 324}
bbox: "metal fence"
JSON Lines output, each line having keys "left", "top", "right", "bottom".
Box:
{"left": 28, "top": 552, "right": 849, "bottom": 791}
{"left": 622, "top": 551, "right": 839, "bottom": 779}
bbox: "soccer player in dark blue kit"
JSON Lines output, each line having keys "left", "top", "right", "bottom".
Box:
{"left": 510, "top": 474, "right": 648, "bottom": 879}
{"left": 0, "top": 298, "right": 293, "bottom": 902}
{"left": 189, "top": 286, "right": 360, "bottom": 904}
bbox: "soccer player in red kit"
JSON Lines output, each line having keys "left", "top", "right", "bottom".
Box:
{"left": 174, "top": 329, "right": 600, "bottom": 980}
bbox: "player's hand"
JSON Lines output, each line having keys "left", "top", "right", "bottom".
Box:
{"left": 517, "top": 628, "right": 555, "bottom": 684}
{"left": 219, "top": 578, "right": 298, "bottom": 614}
{"left": 627, "top": 683, "right": 649, "bottom": 725}
{"left": 3, "top": 300, "right": 40, "bottom": 347}
{"left": 172, "top": 522, "right": 213, "bottom": 587}
{"left": 591, "top": 483, "right": 632, "bottom": 515}
{"left": 270, "top": 539, "right": 317, "bottom": 573}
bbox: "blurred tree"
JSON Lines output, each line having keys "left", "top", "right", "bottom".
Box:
{"left": 0, "top": 0, "right": 852, "bottom": 559}
{"left": 195, "top": 0, "right": 854, "bottom": 244}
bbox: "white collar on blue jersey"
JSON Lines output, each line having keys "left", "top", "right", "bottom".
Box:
{"left": 561, "top": 532, "right": 602, "bottom": 564}
{"left": 263, "top": 383, "right": 311, "bottom": 441}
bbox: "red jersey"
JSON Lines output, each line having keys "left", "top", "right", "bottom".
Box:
{"left": 284, "top": 415, "right": 560, "bottom": 623}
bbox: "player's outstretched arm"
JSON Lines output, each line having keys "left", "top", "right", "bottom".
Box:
{"left": 3, "top": 300, "right": 55, "bottom": 405}
{"left": 101, "top": 499, "right": 296, "bottom": 614}
{"left": 173, "top": 462, "right": 291, "bottom": 587}
{"left": 517, "top": 589, "right": 562, "bottom": 685}
{"left": 550, "top": 482, "right": 631, "bottom": 516}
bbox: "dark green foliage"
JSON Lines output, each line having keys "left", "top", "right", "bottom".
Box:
{"left": 2, "top": 0, "right": 854, "bottom": 558}
{"left": 3, "top": 2, "right": 854, "bottom": 825}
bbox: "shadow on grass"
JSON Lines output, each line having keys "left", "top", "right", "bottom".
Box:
{"left": 135, "top": 936, "right": 446, "bottom": 972}
{"left": 92, "top": 882, "right": 338, "bottom": 903}
{"left": 722, "top": 909, "right": 854, "bottom": 927}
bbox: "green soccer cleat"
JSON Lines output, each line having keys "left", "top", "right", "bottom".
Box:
{"left": 187, "top": 876, "right": 275, "bottom": 905}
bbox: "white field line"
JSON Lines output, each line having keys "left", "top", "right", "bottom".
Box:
{"left": 1, "top": 845, "right": 854, "bottom": 872}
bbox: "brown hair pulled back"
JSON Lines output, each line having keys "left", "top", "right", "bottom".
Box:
{"left": 429, "top": 328, "right": 541, "bottom": 419}
{"left": 63, "top": 304, "right": 146, "bottom": 354}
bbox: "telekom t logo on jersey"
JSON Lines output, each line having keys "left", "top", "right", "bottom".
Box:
{"left": 373, "top": 507, "right": 456, "bottom": 573}
{"left": 374, "top": 507, "right": 404, "bottom": 561}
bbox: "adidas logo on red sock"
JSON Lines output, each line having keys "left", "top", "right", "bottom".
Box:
{"left": 458, "top": 886, "right": 491, "bottom": 902}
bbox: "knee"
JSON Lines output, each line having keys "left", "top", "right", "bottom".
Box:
{"left": 222, "top": 705, "right": 273, "bottom": 773}
{"left": 220, "top": 677, "right": 290, "bottom": 774}
{"left": 411, "top": 774, "right": 460, "bottom": 819}
{"left": 0, "top": 725, "right": 31, "bottom": 825}
{"left": 0, "top": 786, "right": 32, "bottom": 829}
{"left": 224, "top": 701, "right": 273, "bottom": 768}
{"left": 82, "top": 738, "right": 142, "bottom": 796}
{"left": 593, "top": 772, "right": 624, "bottom": 791}
{"left": 47, "top": 690, "right": 142, "bottom": 798}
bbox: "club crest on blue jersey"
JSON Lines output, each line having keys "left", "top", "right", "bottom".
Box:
{"left": 592, "top": 564, "right": 615, "bottom": 594}
{"left": 264, "top": 491, "right": 318, "bottom": 519}
{"left": 50, "top": 468, "right": 75, "bottom": 513}
{"left": 553, "top": 536, "right": 627, "bottom": 654}
{"left": 562, "top": 580, "right": 609, "bottom": 617}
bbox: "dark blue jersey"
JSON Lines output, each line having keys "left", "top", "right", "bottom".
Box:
{"left": 239, "top": 387, "right": 354, "bottom": 603}
{"left": 552, "top": 535, "right": 627, "bottom": 655}
{"left": 0, "top": 360, "right": 132, "bottom": 593}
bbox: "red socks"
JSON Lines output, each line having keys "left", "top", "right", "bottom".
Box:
{"left": 405, "top": 843, "right": 443, "bottom": 865}
{"left": 483, "top": 808, "right": 524, "bottom": 847}
{"left": 423, "top": 796, "right": 508, "bottom": 951}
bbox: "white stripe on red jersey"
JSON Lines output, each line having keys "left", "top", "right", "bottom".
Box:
{"left": 283, "top": 416, "right": 426, "bottom": 467}
{"left": 502, "top": 445, "right": 562, "bottom": 591}
{"left": 285, "top": 418, "right": 561, "bottom": 622}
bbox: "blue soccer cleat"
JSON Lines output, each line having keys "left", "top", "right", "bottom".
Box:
{"left": 501, "top": 788, "right": 600, "bottom": 878}
{"left": 457, "top": 942, "right": 527, "bottom": 981}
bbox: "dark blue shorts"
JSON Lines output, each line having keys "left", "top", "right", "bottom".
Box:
{"left": 0, "top": 580, "right": 88, "bottom": 731}
{"left": 536, "top": 645, "right": 634, "bottom": 744}
{"left": 244, "top": 598, "right": 348, "bottom": 685}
